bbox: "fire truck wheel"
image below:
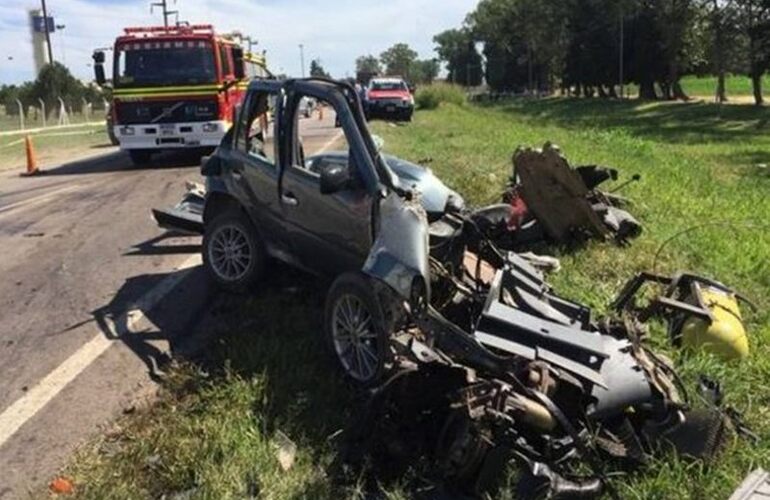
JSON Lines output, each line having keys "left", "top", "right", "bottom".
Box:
{"left": 128, "top": 149, "right": 153, "bottom": 165}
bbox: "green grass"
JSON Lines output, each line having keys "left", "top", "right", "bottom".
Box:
{"left": 415, "top": 82, "right": 467, "bottom": 110}
{"left": 0, "top": 124, "right": 112, "bottom": 171}
{"left": 62, "top": 99, "right": 769, "bottom": 499}
{"left": 0, "top": 110, "right": 99, "bottom": 133}
{"left": 680, "top": 74, "right": 770, "bottom": 98}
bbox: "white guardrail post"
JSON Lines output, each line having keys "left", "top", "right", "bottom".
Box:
{"left": 16, "top": 99, "right": 24, "bottom": 131}
{"left": 38, "top": 98, "right": 46, "bottom": 128}
{"left": 57, "top": 97, "right": 70, "bottom": 127}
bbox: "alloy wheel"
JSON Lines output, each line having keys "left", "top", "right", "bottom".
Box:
{"left": 208, "top": 224, "right": 252, "bottom": 282}
{"left": 331, "top": 293, "right": 381, "bottom": 382}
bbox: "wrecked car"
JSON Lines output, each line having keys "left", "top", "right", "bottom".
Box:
{"left": 153, "top": 78, "right": 737, "bottom": 497}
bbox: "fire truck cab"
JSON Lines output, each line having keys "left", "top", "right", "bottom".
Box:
{"left": 93, "top": 24, "right": 268, "bottom": 165}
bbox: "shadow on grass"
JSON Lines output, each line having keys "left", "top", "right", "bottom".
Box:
{"left": 193, "top": 264, "right": 355, "bottom": 453}
{"left": 186, "top": 265, "right": 454, "bottom": 498}
{"left": 482, "top": 97, "right": 769, "bottom": 145}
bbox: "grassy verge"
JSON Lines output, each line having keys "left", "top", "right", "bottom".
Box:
{"left": 680, "top": 74, "right": 770, "bottom": 98}
{"left": 63, "top": 99, "right": 769, "bottom": 499}
{"left": 0, "top": 125, "right": 113, "bottom": 172}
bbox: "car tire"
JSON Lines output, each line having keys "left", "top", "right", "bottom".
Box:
{"left": 202, "top": 209, "right": 265, "bottom": 293}
{"left": 128, "top": 149, "right": 152, "bottom": 165}
{"left": 324, "top": 272, "right": 395, "bottom": 387}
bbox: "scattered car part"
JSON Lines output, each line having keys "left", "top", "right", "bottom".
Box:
{"left": 502, "top": 143, "right": 642, "bottom": 247}
{"left": 151, "top": 181, "right": 205, "bottom": 235}
{"left": 613, "top": 272, "right": 750, "bottom": 359}
{"left": 729, "top": 469, "right": 770, "bottom": 500}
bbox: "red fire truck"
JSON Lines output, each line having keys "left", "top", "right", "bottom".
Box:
{"left": 93, "top": 24, "right": 269, "bottom": 165}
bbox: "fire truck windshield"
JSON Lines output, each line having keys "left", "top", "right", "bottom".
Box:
{"left": 115, "top": 42, "right": 216, "bottom": 87}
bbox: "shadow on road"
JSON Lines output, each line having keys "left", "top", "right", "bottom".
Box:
{"left": 40, "top": 150, "right": 203, "bottom": 176}
{"left": 124, "top": 232, "right": 201, "bottom": 257}
{"left": 91, "top": 265, "right": 213, "bottom": 381}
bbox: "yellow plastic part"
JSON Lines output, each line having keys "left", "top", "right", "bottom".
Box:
{"left": 680, "top": 284, "right": 749, "bottom": 360}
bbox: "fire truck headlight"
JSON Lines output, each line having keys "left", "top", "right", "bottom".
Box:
{"left": 120, "top": 126, "right": 135, "bottom": 136}
{"left": 202, "top": 122, "right": 219, "bottom": 133}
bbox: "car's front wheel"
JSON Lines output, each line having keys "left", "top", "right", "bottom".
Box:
{"left": 202, "top": 209, "right": 264, "bottom": 292}
{"left": 324, "top": 273, "right": 395, "bottom": 386}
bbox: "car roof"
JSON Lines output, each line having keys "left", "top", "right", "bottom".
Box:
{"left": 247, "top": 77, "right": 348, "bottom": 94}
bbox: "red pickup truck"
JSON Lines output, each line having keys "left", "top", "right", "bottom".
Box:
{"left": 365, "top": 77, "right": 414, "bottom": 121}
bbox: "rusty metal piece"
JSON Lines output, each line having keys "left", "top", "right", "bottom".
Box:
{"left": 513, "top": 142, "right": 609, "bottom": 242}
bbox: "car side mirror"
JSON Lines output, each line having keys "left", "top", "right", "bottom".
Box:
{"left": 94, "top": 65, "right": 106, "bottom": 86}
{"left": 232, "top": 48, "right": 245, "bottom": 79}
{"left": 319, "top": 164, "right": 350, "bottom": 194}
{"left": 93, "top": 51, "right": 106, "bottom": 85}
{"left": 201, "top": 152, "right": 222, "bottom": 176}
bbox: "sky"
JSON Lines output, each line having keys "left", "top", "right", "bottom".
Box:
{"left": 0, "top": 0, "right": 478, "bottom": 84}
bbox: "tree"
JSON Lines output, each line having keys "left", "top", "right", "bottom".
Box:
{"left": 702, "top": 0, "right": 744, "bottom": 102}
{"left": 355, "top": 54, "right": 381, "bottom": 75}
{"left": 410, "top": 59, "right": 441, "bottom": 84}
{"left": 468, "top": 0, "right": 567, "bottom": 93}
{"left": 562, "top": 0, "right": 622, "bottom": 97}
{"left": 0, "top": 83, "right": 33, "bottom": 116}
{"left": 31, "top": 62, "right": 86, "bottom": 114}
{"left": 433, "top": 28, "right": 484, "bottom": 86}
{"left": 380, "top": 43, "right": 419, "bottom": 79}
{"left": 736, "top": 0, "right": 770, "bottom": 104}
{"left": 442, "top": 0, "right": 763, "bottom": 101}
{"left": 309, "top": 59, "right": 330, "bottom": 78}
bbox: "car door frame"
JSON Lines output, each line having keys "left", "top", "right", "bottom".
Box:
{"left": 275, "top": 80, "right": 382, "bottom": 274}
{"left": 224, "top": 80, "right": 298, "bottom": 263}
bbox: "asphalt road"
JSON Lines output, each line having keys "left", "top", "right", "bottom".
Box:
{"left": 0, "top": 110, "right": 342, "bottom": 498}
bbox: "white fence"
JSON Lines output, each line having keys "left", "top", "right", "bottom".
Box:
{"left": 0, "top": 98, "right": 108, "bottom": 134}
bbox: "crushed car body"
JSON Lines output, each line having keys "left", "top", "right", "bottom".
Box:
{"left": 350, "top": 194, "right": 726, "bottom": 496}
{"left": 150, "top": 77, "right": 750, "bottom": 497}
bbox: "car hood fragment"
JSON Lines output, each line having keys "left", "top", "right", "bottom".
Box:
{"left": 363, "top": 191, "right": 431, "bottom": 306}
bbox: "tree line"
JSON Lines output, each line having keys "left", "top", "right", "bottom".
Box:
{"left": 355, "top": 43, "right": 440, "bottom": 84}
{"left": 428, "top": 0, "right": 770, "bottom": 104}
{"left": 0, "top": 62, "right": 105, "bottom": 118}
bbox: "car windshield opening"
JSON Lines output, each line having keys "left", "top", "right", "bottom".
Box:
{"left": 115, "top": 42, "right": 216, "bottom": 87}
{"left": 370, "top": 81, "right": 406, "bottom": 91}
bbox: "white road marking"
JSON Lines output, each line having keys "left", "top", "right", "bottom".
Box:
{"left": 0, "top": 184, "right": 86, "bottom": 215}
{"left": 0, "top": 253, "right": 202, "bottom": 448}
{"left": 316, "top": 130, "right": 345, "bottom": 154}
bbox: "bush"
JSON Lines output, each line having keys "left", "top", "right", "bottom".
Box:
{"left": 415, "top": 82, "right": 466, "bottom": 110}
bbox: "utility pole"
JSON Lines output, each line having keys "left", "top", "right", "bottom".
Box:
{"left": 40, "top": 0, "right": 54, "bottom": 65}
{"left": 298, "top": 44, "right": 305, "bottom": 78}
{"left": 151, "top": 0, "right": 178, "bottom": 28}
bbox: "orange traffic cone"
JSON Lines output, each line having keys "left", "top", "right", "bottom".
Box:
{"left": 22, "top": 135, "right": 39, "bottom": 176}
